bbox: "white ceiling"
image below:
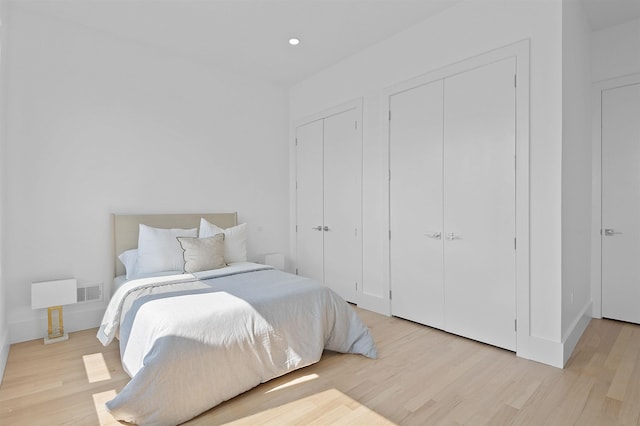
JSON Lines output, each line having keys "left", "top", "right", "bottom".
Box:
{"left": 10, "top": 0, "right": 462, "bottom": 86}
{"left": 10, "top": 0, "right": 640, "bottom": 87}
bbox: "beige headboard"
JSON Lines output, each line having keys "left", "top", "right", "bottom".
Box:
{"left": 113, "top": 212, "right": 238, "bottom": 276}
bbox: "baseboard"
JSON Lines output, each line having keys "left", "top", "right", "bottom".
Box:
{"left": 518, "top": 334, "right": 564, "bottom": 368}
{"left": 516, "top": 302, "right": 593, "bottom": 369}
{"left": 0, "top": 326, "right": 10, "bottom": 385}
{"left": 562, "top": 301, "right": 593, "bottom": 366}
{"left": 357, "top": 293, "right": 390, "bottom": 316}
{"left": 9, "top": 305, "right": 105, "bottom": 344}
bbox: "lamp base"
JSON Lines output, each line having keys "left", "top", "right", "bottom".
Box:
{"left": 44, "top": 306, "right": 68, "bottom": 344}
{"left": 44, "top": 333, "right": 69, "bottom": 345}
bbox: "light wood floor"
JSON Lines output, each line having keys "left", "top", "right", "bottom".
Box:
{"left": 1, "top": 308, "right": 640, "bottom": 425}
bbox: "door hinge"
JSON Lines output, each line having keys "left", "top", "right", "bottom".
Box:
{"left": 388, "top": 110, "right": 392, "bottom": 121}
{"left": 514, "top": 237, "right": 516, "bottom": 250}
{"left": 514, "top": 74, "right": 517, "bottom": 87}
{"left": 295, "top": 137, "right": 298, "bottom": 146}
{"left": 295, "top": 268, "right": 299, "bottom": 275}
{"left": 515, "top": 319, "right": 517, "bottom": 332}
{"left": 389, "top": 290, "right": 392, "bottom": 300}
{"left": 355, "top": 120, "right": 358, "bottom": 129}
{"left": 295, "top": 225, "right": 298, "bottom": 232}
{"left": 389, "top": 230, "right": 391, "bottom": 240}
{"left": 355, "top": 282, "right": 358, "bottom": 291}
{"left": 355, "top": 227, "right": 358, "bottom": 237}
{"left": 388, "top": 169, "right": 391, "bottom": 181}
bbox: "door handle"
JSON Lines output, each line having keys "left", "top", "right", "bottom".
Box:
{"left": 445, "top": 232, "right": 458, "bottom": 241}
{"left": 604, "top": 228, "right": 621, "bottom": 236}
{"left": 323, "top": 226, "right": 330, "bottom": 231}
{"left": 424, "top": 232, "right": 442, "bottom": 240}
{"left": 312, "top": 226, "right": 322, "bottom": 231}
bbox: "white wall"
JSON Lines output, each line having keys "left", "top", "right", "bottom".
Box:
{"left": 560, "top": 0, "right": 592, "bottom": 364}
{"left": 592, "top": 17, "right": 640, "bottom": 82}
{"left": 0, "top": 0, "right": 9, "bottom": 382}
{"left": 290, "top": 0, "right": 565, "bottom": 365}
{"left": 4, "top": 7, "right": 289, "bottom": 343}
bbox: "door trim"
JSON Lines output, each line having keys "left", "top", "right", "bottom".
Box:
{"left": 383, "top": 39, "right": 530, "bottom": 355}
{"left": 591, "top": 73, "right": 640, "bottom": 319}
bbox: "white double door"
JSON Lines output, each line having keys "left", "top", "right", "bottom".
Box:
{"left": 602, "top": 82, "right": 640, "bottom": 324}
{"left": 390, "top": 58, "right": 516, "bottom": 351}
{"left": 296, "top": 107, "right": 362, "bottom": 303}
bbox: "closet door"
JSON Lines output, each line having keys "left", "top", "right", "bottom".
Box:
{"left": 443, "top": 58, "right": 516, "bottom": 351}
{"left": 324, "top": 108, "right": 361, "bottom": 303}
{"left": 389, "top": 80, "right": 445, "bottom": 328}
{"left": 296, "top": 120, "right": 324, "bottom": 283}
{"left": 602, "top": 83, "right": 640, "bottom": 324}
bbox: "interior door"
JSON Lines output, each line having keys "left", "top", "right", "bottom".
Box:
{"left": 323, "top": 108, "right": 361, "bottom": 303}
{"left": 296, "top": 119, "right": 324, "bottom": 283}
{"left": 443, "top": 58, "right": 516, "bottom": 351}
{"left": 602, "top": 83, "right": 640, "bottom": 324}
{"left": 389, "top": 80, "right": 445, "bottom": 328}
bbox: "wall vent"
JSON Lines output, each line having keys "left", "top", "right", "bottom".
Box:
{"left": 77, "top": 283, "right": 102, "bottom": 303}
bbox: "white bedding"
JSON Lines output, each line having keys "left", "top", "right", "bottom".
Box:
{"left": 98, "top": 262, "right": 377, "bottom": 425}
{"left": 112, "top": 270, "right": 184, "bottom": 295}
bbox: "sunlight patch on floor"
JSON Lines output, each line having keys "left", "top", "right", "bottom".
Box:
{"left": 83, "top": 353, "right": 111, "bottom": 383}
{"left": 265, "top": 373, "right": 319, "bottom": 393}
{"left": 92, "top": 389, "right": 119, "bottom": 426}
{"left": 227, "top": 388, "right": 396, "bottom": 425}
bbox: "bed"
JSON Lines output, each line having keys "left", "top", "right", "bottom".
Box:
{"left": 97, "top": 213, "right": 377, "bottom": 426}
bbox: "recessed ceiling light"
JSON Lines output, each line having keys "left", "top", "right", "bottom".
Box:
{"left": 288, "top": 38, "right": 300, "bottom": 46}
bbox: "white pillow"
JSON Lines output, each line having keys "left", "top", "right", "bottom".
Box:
{"left": 135, "top": 224, "right": 198, "bottom": 275}
{"left": 177, "top": 234, "right": 226, "bottom": 273}
{"left": 118, "top": 249, "right": 138, "bottom": 279}
{"left": 199, "top": 219, "right": 248, "bottom": 263}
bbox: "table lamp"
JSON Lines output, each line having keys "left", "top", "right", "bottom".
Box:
{"left": 31, "top": 278, "right": 78, "bottom": 344}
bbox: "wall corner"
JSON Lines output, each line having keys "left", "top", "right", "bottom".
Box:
{"left": 0, "top": 327, "right": 9, "bottom": 384}
{"left": 562, "top": 300, "right": 593, "bottom": 366}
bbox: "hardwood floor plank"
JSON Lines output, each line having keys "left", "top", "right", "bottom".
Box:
{"left": 575, "top": 381, "right": 615, "bottom": 426}
{"left": 507, "top": 378, "right": 542, "bottom": 410}
{"left": 604, "top": 325, "right": 633, "bottom": 370}
{"left": 485, "top": 404, "right": 519, "bottom": 425}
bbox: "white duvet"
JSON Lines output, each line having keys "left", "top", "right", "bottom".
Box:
{"left": 97, "top": 262, "right": 377, "bottom": 425}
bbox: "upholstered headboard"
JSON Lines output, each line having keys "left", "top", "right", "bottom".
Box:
{"left": 112, "top": 212, "right": 238, "bottom": 277}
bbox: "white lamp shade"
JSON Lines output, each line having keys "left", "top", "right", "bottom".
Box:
{"left": 31, "top": 279, "right": 78, "bottom": 309}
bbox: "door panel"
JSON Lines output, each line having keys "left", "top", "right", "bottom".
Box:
{"left": 296, "top": 120, "right": 324, "bottom": 283}
{"left": 324, "top": 108, "right": 361, "bottom": 302}
{"left": 390, "top": 81, "right": 445, "bottom": 328}
{"left": 602, "top": 83, "right": 640, "bottom": 324}
{"left": 443, "top": 58, "right": 516, "bottom": 351}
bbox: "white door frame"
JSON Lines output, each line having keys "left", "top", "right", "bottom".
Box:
{"left": 591, "top": 73, "right": 640, "bottom": 319}
{"left": 383, "top": 39, "right": 530, "bottom": 355}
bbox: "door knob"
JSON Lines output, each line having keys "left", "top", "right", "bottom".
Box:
{"left": 424, "top": 232, "right": 442, "bottom": 240}
{"left": 323, "top": 226, "right": 330, "bottom": 231}
{"left": 604, "top": 228, "right": 621, "bottom": 236}
{"left": 445, "top": 233, "right": 457, "bottom": 241}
